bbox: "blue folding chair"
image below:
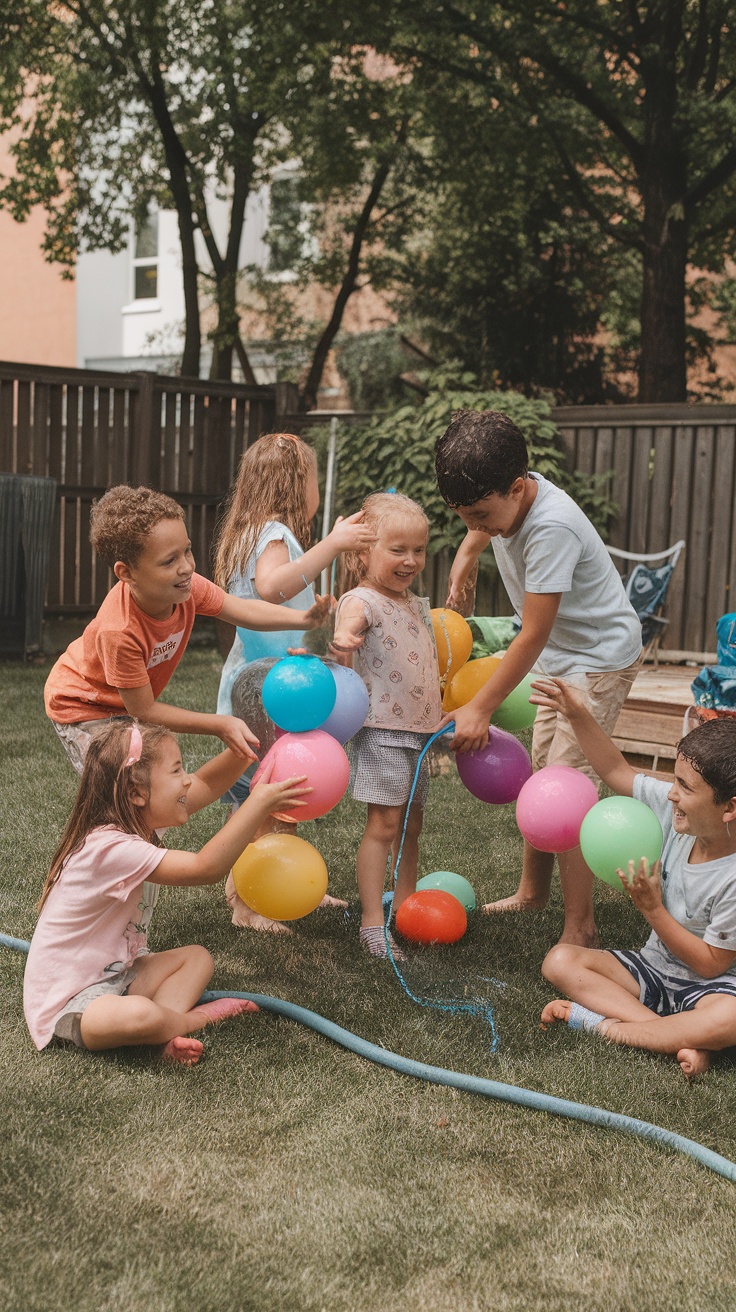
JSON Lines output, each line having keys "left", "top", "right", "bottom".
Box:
{"left": 607, "top": 540, "right": 686, "bottom": 665}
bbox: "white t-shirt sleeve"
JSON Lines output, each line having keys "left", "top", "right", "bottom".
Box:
{"left": 703, "top": 883, "right": 736, "bottom": 951}
{"left": 523, "top": 524, "right": 583, "bottom": 593}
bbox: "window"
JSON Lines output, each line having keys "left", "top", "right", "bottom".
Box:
{"left": 266, "top": 177, "right": 306, "bottom": 274}
{"left": 133, "top": 209, "right": 158, "bottom": 299}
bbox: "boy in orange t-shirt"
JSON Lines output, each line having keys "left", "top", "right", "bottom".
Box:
{"left": 45, "top": 485, "right": 332, "bottom": 773}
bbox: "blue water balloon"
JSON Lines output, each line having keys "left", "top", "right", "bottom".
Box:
{"left": 261, "top": 655, "right": 337, "bottom": 733}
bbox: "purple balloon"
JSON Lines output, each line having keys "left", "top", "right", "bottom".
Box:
{"left": 456, "top": 727, "right": 532, "bottom": 804}
{"left": 318, "top": 663, "right": 370, "bottom": 744}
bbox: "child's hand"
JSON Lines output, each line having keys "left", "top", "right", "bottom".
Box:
{"left": 217, "top": 716, "right": 260, "bottom": 762}
{"left": 301, "top": 594, "right": 336, "bottom": 629}
{"left": 251, "top": 767, "right": 312, "bottom": 821}
{"left": 440, "top": 702, "right": 492, "bottom": 753}
{"left": 529, "top": 677, "right": 586, "bottom": 720}
{"left": 328, "top": 511, "right": 377, "bottom": 554}
{"left": 617, "top": 857, "right": 663, "bottom": 914}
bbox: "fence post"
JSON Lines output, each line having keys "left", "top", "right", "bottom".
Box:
{"left": 130, "top": 372, "right": 159, "bottom": 486}
{"left": 274, "top": 381, "right": 300, "bottom": 416}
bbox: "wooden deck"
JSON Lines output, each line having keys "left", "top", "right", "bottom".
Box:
{"left": 612, "top": 662, "right": 700, "bottom": 774}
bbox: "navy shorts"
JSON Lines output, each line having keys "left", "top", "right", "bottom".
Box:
{"left": 610, "top": 949, "right": 736, "bottom": 1016}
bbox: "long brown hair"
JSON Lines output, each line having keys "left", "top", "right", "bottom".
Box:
{"left": 39, "top": 721, "right": 175, "bottom": 911}
{"left": 213, "top": 433, "right": 318, "bottom": 588}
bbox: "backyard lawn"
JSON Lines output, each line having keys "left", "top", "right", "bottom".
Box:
{"left": 2, "top": 647, "right": 736, "bottom": 1312}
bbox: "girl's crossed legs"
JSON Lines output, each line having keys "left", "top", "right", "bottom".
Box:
{"left": 78, "top": 946, "right": 258, "bottom": 1066}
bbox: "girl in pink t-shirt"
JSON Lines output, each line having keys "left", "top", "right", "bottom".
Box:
{"left": 24, "top": 721, "right": 309, "bottom": 1065}
{"left": 332, "top": 493, "right": 443, "bottom": 959}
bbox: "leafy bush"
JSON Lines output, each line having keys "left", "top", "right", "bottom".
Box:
{"left": 325, "top": 368, "right": 615, "bottom": 557}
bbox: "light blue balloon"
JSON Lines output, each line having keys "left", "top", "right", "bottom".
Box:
{"left": 261, "top": 656, "right": 337, "bottom": 733}
{"left": 319, "top": 664, "right": 369, "bottom": 744}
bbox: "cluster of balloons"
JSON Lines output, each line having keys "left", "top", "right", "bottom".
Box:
{"left": 515, "top": 764, "right": 664, "bottom": 890}
{"left": 395, "top": 870, "right": 476, "bottom": 945}
{"left": 430, "top": 608, "right": 536, "bottom": 808}
{"left": 232, "top": 654, "right": 369, "bottom": 919}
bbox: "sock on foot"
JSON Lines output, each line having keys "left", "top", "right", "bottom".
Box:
{"left": 360, "top": 925, "right": 407, "bottom": 962}
{"left": 567, "top": 1002, "right": 606, "bottom": 1033}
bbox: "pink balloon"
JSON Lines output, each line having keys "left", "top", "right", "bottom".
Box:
{"left": 251, "top": 729, "right": 350, "bottom": 822}
{"left": 516, "top": 765, "right": 599, "bottom": 853}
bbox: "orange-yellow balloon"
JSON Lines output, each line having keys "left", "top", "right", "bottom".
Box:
{"left": 444, "top": 655, "right": 502, "bottom": 712}
{"left": 430, "top": 609, "right": 473, "bottom": 688}
{"left": 232, "top": 833, "right": 328, "bottom": 920}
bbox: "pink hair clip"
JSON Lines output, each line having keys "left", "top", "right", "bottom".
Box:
{"left": 124, "top": 724, "right": 143, "bottom": 768}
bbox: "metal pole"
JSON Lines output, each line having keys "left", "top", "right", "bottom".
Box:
{"left": 320, "top": 416, "right": 338, "bottom": 595}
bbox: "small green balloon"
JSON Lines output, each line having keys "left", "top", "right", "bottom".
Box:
{"left": 417, "top": 870, "right": 476, "bottom": 912}
{"left": 579, "top": 797, "right": 663, "bottom": 889}
{"left": 491, "top": 675, "right": 538, "bottom": 733}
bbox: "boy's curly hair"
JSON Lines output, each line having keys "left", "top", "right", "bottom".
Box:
{"left": 90, "top": 485, "right": 185, "bottom": 567}
{"left": 435, "top": 410, "right": 528, "bottom": 507}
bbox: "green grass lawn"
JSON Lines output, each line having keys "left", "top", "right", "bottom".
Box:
{"left": 2, "top": 648, "right": 736, "bottom": 1312}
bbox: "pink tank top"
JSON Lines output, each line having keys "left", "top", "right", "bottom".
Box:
{"left": 336, "top": 586, "right": 442, "bottom": 731}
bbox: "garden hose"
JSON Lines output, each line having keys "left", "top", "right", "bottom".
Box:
{"left": 3, "top": 933, "right": 735, "bottom": 1185}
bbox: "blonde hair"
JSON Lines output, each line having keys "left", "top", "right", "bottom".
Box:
{"left": 213, "top": 433, "right": 318, "bottom": 588}
{"left": 39, "top": 722, "right": 175, "bottom": 912}
{"left": 341, "top": 491, "right": 429, "bottom": 591}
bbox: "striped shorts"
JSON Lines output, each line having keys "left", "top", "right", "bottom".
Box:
{"left": 610, "top": 948, "right": 736, "bottom": 1015}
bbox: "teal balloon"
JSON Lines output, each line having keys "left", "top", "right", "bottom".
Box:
{"left": 491, "top": 675, "right": 538, "bottom": 732}
{"left": 416, "top": 871, "right": 476, "bottom": 912}
{"left": 261, "top": 655, "right": 336, "bottom": 733}
{"left": 579, "top": 797, "right": 663, "bottom": 889}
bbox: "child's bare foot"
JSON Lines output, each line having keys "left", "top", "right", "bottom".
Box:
{"left": 677, "top": 1046, "right": 712, "bottom": 1079}
{"left": 227, "top": 889, "right": 292, "bottom": 934}
{"left": 540, "top": 998, "right": 572, "bottom": 1027}
{"left": 192, "top": 997, "right": 260, "bottom": 1027}
{"left": 483, "top": 894, "right": 548, "bottom": 914}
{"left": 319, "top": 893, "right": 349, "bottom": 909}
{"left": 162, "top": 1035, "right": 204, "bottom": 1066}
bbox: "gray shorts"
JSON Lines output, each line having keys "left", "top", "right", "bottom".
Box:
{"left": 53, "top": 964, "right": 142, "bottom": 1049}
{"left": 348, "top": 727, "right": 430, "bottom": 809}
{"left": 51, "top": 717, "right": 133, "bottom": 776}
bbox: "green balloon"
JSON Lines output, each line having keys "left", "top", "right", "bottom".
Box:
{"left": 491, "top": 675, "right": 538, "bottom": 732}
{"left": 417, "top": 871, "right": 476, "bottom": 912}
{"left": 579, "top": 797, "right": 663, "bottom": 889}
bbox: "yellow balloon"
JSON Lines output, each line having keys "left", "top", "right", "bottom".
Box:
{"left": 444, "top": 655, "right": 502, "bottom": 712}
{"left": 430, "top": 609, "right": 473, "bottom": 689}
{"left": 232, "top": 833, "right": 328, "bottom": 920}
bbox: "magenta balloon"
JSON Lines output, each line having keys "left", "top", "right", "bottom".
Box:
{"left": 455, "top": 728, "right": 532, "bottom": 804}
{"left": 251, "top": 729, "right": 350, "bottom": 821}
{"left": 515, "top": 765, "right": 599, "bottom": 853}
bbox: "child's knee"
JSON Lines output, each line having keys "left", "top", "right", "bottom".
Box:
{"left": 541, "top": 943, "right": 578, "bottom": 983}
{"left": 188, "top": 945, "right": 214, "bottom": 978}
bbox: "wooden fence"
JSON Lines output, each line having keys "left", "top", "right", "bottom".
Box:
{"left": 0, "top": 361, "right": 282, "bottom": 614}
{"left": 1, "top": 361, "right": 735, "bottom": 654}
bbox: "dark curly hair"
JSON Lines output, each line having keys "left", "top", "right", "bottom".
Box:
{"left": 676, "top": 719, "right": 736, "bottom": 805}
{"left": 435, "top": 410, "right": 528, "bottom": 507}
{"left": 90, "top": 485, "right": 185, "bottom": 567}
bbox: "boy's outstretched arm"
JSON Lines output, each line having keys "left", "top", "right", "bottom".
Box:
{"left": 530, "top": 677, "right": 636, "bottom": 796}
{"left": 446, "top": 530, "right": 491, "bottom": 610}
{"left": 443, "top": 591, "right": 560, "bottom": 751}
{"left": 219, "top": 593, "right": 334, "bottom": 632}
{"left": 119, "top": 684, "right": 260, "bottom": 759}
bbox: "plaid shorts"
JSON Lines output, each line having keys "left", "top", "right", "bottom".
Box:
{"left": 610, "top": 948, "right": 736, "bottom": 1015}
{"left": 348, "top": 727, "right": 431, "bottom": 809}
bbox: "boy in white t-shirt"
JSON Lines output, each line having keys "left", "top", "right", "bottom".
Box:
{"left": 435, "top": 410, "right": 642, "bottom": 946}
{"left": 531, "top": 679, "right": 736, "bottom": 1079}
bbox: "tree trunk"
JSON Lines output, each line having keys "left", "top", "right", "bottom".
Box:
{"left": 638, "top": 174, "right": 688, "bottom": 403}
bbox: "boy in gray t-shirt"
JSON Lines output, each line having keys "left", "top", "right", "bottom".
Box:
{"left": 435, "top": 410, "right": 641, "bottom": 946}
{"left": 532, "top": 677, "right": 736, "bottom": 1078}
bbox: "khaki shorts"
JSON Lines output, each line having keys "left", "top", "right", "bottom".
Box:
{"left": 51, "top": 716, "right": 132, "bottom": 776}
{"left": 532, "top": 656, "right": 642, "bottom": 789}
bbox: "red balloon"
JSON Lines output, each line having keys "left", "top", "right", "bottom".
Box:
{"left": 395, "top": 890, "right": 467, "bottom": 945}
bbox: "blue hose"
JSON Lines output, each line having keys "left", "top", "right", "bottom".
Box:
{"left": 3, "top": 933, "right": 735, "bottom": 1183}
